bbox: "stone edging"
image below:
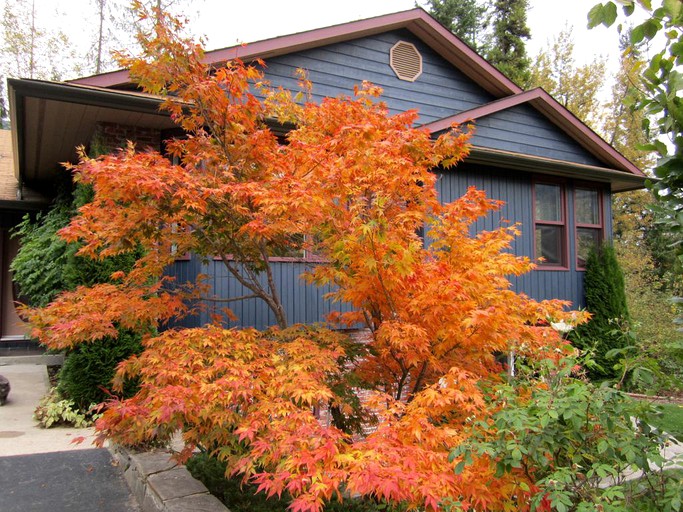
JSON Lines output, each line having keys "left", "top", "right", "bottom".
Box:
{"left": 108, "top": 443, "right": 229, "bottom": 512}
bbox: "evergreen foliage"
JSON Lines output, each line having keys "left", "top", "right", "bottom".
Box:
{"left": 486, "top": 0, "right": 531, "bottom": 86}
{"left": 57, "top": 330, "right": 144, "bottom": 411}
{"left": 570, "top": 244, "right": 630, "bottom": 379}
{"left": 10, "top": 194, "right": 73, "bottom": 307}
{"left": 422, "top": 0, "right": 488, "bottom": 50}
{"left": 11, "top": 182, "right": 145, "bottom": 414}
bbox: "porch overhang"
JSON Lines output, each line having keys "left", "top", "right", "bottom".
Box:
{"left": 8, "top": 78, "right": 176, "bottom": 193}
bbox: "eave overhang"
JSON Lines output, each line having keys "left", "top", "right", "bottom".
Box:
{"left": 8, "top": 78, "right": 176, "bottom": 190}
{"left": 466, "top": 147, "right": 648, "bottom": 193}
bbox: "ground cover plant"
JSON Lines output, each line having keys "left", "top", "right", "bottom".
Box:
{"left": 22, "top": 3, "right": 680, "bottom": 511}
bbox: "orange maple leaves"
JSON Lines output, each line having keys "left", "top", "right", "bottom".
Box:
{"left": 24, "top": 5, "right": 589, "bottom": 511}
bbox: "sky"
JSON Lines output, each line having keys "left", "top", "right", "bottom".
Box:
{"left": 192, "top": 0, "right": 622, "bottom": 69}
{"left": 32, "top": 0, "right": 629, "bottom": 81}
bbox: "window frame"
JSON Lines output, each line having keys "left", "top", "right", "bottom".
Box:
{"left": 573, "top": 183, "right": 604, "bottom": 271}
{"left": 532, "top": 178, "right": 569, "bottom": 271}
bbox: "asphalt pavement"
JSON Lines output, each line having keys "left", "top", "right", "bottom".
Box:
{"left": 0, "top": 361, "right": 140, "bottom": 511}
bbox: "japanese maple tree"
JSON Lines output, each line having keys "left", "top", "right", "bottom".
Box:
{"left": 26, "top": 4, "right": 586, "bottom": 511}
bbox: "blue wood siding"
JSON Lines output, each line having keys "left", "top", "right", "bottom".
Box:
{"left": 470, "top": 104, "right": 605, "bottom": 167}
{"left": 260, "top": 30, "right": 495, "bottom": 124}
{"left": 162, "top": 28, "right": 623, "bottom": 327}
{"left": 259, "top": 31, "right": 608, "bottom": 169}
{"left": 166, "top": 165, "right": 612, "bottom": 329}
{"left": 166, "top": 259, "right": 353, "bottom": 331}
{"left": 436, "top": 164, "right": 612, "bottom": 309}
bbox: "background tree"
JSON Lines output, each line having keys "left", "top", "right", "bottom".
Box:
{"left": 0, "top": 0, "right": 76, "bottom": 80}
{"left": 486, "top": 0, "right": 532, "bottom": 86}
{"left": 589, "top": 2, "right": 683, "bottom": 391}
{"left": 528, "top": 26, "right": 606, "bottom": 130}
{"left": 589, "top": 1, "right": 683, "bottom": 252}
{"left": 424, "top": 0, "right": 532, "bottom": 85}
{"left": 421, "top": 0, "right": 489, "bottom": 51}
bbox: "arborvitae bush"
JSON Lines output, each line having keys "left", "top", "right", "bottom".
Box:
{"left": 57, "top": 330, "right": 144, "bottom": 412}
{"left": 570, "top": 244, "right": 630, "bottom": 379}
{"left": 12, "top": 183, "right": 145, "bottom": 413}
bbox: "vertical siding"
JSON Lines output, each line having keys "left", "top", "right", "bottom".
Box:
{"left": 437, "top": 164, "right": 612, "bottom": 309}
{"left": 164, "top": 257, "right": 203, "bottom": 329}
{"left": 165, "top": 166, "right": 614, "bottom": 329}
{"left": 194, "top": 259, "right": 353, "bottom": 330}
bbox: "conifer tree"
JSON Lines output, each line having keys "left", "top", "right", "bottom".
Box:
{"left": 486, "top": 0, "right": 531, "bottom": 86}
{"left": 423, "top": 0, "right": 488, "bottom": 51}
{"left": 570, "top": 244, "right": 630, "bottom": 379}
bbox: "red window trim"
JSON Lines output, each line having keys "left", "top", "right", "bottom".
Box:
{"left": 212, "top": 254, "right": 326, "bottom": 264}
{"left": 573, "top": 183, "right": 605, "bottom": 271}
{"left": 532, "top": 178, "right": 569, "bottom": 271}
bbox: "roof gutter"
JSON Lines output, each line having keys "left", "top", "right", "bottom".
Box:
{"left": 466, "top": 146, "right": 650, "bottom": 192}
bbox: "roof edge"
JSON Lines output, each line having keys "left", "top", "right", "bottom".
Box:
{"left": 69, "top": 8, "right": 522, "bottom": 97}
{"left": 466, "top": 146, "right": 648, "bottom": 192}
{"left": 424, "top": 88, "right": 646, "bottom": 178}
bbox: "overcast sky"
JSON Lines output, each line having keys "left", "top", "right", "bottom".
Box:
{"left": 192, "top": 0, "right": 622, "bottom": 69}
{"left": 35, "top": 0, "right": 628, "bottom": 79}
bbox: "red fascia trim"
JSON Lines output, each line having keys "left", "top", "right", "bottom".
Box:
{"left": 532, "top": 177, "right": 570, "bottom": 272}
{"left": 69, "top": 69, "right": 131, "bottom": 87}
{"left": 424, "top": 88, "right": 646, "bottom": 178}
{"left": 423, "top": 88, "right": 543, "bottom": 132}
{"left": 69, "top": 8, "right": 521, "bottom": 97}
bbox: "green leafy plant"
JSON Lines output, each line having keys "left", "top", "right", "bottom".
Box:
{"left": 570, "top": 244, "right": 630, "bottom": 379}
{"left": 57, "top": 330, "right": 144, "bottom": 412}
{"left": 10, "top": 194, "right": 73, "bottom": 307}
{"left": 33, "top": 388, "right": 100, "bottom": 428}
{"left": 449, "top": 355, "right": 682, "bottom": 512}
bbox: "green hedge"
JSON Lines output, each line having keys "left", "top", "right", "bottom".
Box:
{"left": 571, "top": 244, "right": 630, "bottom": 379}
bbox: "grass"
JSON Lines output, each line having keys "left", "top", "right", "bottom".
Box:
{"left": 649, "top": 402, "right": 683, "bottom": 441}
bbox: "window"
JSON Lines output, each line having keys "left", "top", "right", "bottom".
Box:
{"left": 574, "top": 187, "right": 603, "bottom": 268}
{"left": 534, "top": 182, "right": 566, "bottom": 268}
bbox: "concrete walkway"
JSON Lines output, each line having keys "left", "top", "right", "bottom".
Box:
{"left": 0, "top": 363, "right": 100, "bottom": 455}
{"left": 0, "top": 361, "right": 139, "bottom": 511}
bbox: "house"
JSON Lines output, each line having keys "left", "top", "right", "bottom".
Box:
{"left": 3, "top": 8, "right": 647, "bottom": 337}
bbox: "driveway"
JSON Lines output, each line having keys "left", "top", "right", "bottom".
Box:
{"left": 0, "top": 361, "right": 139, "bottom": 511}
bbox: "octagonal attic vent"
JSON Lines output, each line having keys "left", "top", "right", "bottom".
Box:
{"left": 390, "top": 41, "right": 422, "bottom": 82}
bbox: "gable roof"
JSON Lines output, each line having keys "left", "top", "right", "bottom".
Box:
{"left": 421, "top": 88, "right": 647, "bottom": 191}
{"left": 13, "top": 8, "right": 647, "bottom": 193}
{"left": 70, "top": 8, "right": 522, "bottom": 98}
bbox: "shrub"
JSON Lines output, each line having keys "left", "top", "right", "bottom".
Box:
{"left": 57, "top": 330, "right": 143, "bottom": 412}
{"left": 11, "top": 195, "right": 73, "bottom": 307}
{"left": 571, "top": 244, "right": 630, "bottom": 379}
{"left": 450, "top": 355, "right": 681, "bottom": 511}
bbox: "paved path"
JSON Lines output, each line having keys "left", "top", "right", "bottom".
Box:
{"left": 0, "top": 449, "right": 139, "bottom": 512}
{"left": 0, "top": 362, "right": 139, "bottom": 511}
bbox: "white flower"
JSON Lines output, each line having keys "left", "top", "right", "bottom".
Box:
{"left": 551, "top": 321, "right": 574, "bottom": 333}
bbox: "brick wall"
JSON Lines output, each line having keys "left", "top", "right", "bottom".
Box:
{"left": 92, "top": 122, "right": 162, "bottom": 155}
